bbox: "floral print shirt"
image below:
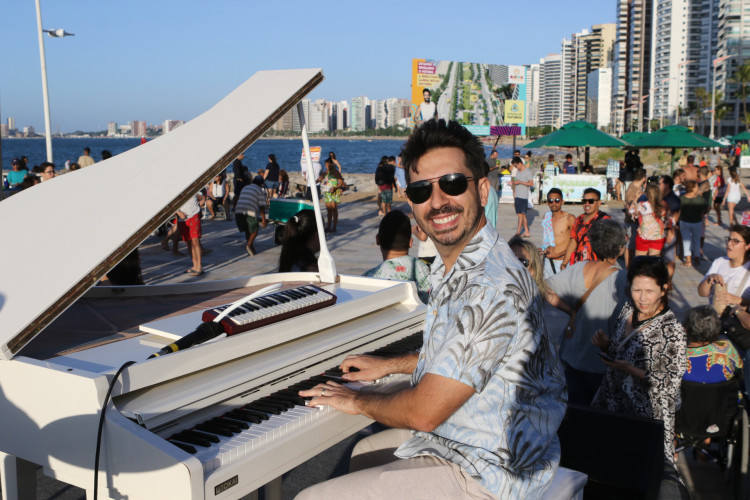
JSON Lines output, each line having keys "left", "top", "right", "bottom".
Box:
{"left": 362, "top": 256, "right": 430, "bottom": 303}
{"left": 395, "top": 224, "right": 567, "bottom": 498}
{"left": 569, "top": 211, "right": 610, "bottom": 263}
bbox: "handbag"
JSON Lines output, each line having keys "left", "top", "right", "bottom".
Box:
{"left": 721, "top": 307, "right": 750, "bottom": 350}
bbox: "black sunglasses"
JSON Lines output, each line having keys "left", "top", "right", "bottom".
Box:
{"left": 581, "top": 198, "right": 599, "bottom": 204}
{"left": 518, "top": 256, "right": 530, "bottom": 267}
{"left": 547, "top": 198, "right": 562, "bottom": 203}
{"left": 405, "top": 173, "right": 474, "bottom": 204}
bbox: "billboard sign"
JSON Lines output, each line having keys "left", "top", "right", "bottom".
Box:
{"left": 412, "top": 58, "right": 527, "bottom": 136}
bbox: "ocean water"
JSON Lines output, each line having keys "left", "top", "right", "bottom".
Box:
{"left": 1, "top": 137, "right": 539, "bottom": 175}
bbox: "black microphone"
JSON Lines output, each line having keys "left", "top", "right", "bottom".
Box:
{"left": 148, "top": 322, "right": 225, "bottom": 359}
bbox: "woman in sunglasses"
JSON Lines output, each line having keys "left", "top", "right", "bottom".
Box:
{"left": 547, "top": 219, "right": 629, "bottom": 405}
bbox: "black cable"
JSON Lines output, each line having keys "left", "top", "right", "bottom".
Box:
{"left": 94, "top": 360, "right": 136, "bottom": 500}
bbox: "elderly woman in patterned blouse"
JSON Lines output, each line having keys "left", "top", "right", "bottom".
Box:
{"left": 591, "top": 256, "right": 687, "bottom": 466}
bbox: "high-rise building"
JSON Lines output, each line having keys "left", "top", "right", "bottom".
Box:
{"left": 526, "top": 64, "right": 541, "bottom": 127}
{"left": 162, "top": 120, "right": 184, "bottom": 134}
{"left": 560, "top": 38, "right": 576, "bottom": 124}
{"left": 307, "top": 99, "right": 328, "bottom": 133}
{"left": 132, "top": 121, "right": 147, "bottom": 137}
{"left": 350, "top": 97, "right": 367, "bottom": 132}
{"left": 539, "top": 54, "right": 563, "bottom": 127}
{"left": 7, "top": 117, "right": 15, "bottom": 133}
{"left": 0, "top": 124, "right": 8, "bottom": 139}
{"left": 107, "top": 121, "right": 118, "bottom": 136}
{"left": 612, "top": 0, "right": 630, "bottom": 134}
{"left": 716, "top": 0, "right": 750, "bottom": 135}
{"left": 573, "top": 24, "right": 616, "bottom": 121}
{"left": 587, "top": 68, "right": 613, "bottom": 128}
{"left": 651, "top": 0, "right": 691, "bottom": 126}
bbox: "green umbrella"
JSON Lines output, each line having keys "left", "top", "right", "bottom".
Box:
{"left": 524, "top": 121, "right": 630, "bottom": 171}
{"left": 620, "top": 131, "right": 648, "bottom": 149}
{"left": 524, "top": 120, "right": 631, "bottom": 148}
{"left": 627, "top": 125, "right": 723, "bottom": 173}
{"left": 731, "top": 130, "right": 750, "bottom": 141}
{"left": 628, "top": 125, "right": 723, "bottom": 149}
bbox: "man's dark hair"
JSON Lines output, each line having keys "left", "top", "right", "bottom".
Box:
{"left": 513, "top": 150, "right": 520, "bottom": 155}
{"left": 565, "top": 154, "right": 572, "bottom": 160}
{"left": 377, "top": 210, "right": 412, "bottom": 252}
{"left": 102, "top": 150, "right": 112, "bottom": 160}
{"left": 511, "top": 157, "right": 523, "bottom": 165}
{"left": 582, "top": 187, "right": 600, "bottom": 200}
{"left": 633, "top": 169, "right": 647, "bottom": 182}
{"left": 547, "top": 188, "right": 563, "bottom": 199}
{"left": 401, "top": 119, "right": 485, "bottom": 184}
{"left": 388, "top": 156, "right": 396, "bottom": 162}
{"left": 698, "top": 166, "right": 709, "bottom": 178}
{"left": 84, "top": 147, "right": 90, "bottom": 154}
{"left": 423, "top": 88, "right": 431, "bottom": 96}
{"left": 589, "top": 219, "right": 628, "bottom": 260}
{"left": 660, "top": 175, "right": 675, "bottom": 190}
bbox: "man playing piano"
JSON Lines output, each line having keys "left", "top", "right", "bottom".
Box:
{"left": 299, "top": 119, "right": 567, "bottom": 499}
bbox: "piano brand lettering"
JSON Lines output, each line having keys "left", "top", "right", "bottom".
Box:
{"left": 215, "top": 475, "right": 239, "bottom": 495}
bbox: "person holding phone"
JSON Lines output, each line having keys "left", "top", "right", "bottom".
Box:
{"left": 591, "top": 257, "right": 687, "bottom": 467}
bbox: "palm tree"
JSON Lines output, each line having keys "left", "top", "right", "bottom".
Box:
{"left": 729, "top": 61, "right": 750, "bottom": 131}
{"left": 694, "top": 88, "right": 711, "bottom": 135}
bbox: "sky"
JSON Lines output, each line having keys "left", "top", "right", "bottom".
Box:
{"left": 1, "top": 0, "right": 615, "bottom": 133}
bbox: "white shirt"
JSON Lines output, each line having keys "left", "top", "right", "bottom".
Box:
{"left": 302, "top": 162, "right": 322, "bottom": 184}
{"left": 419, "top": 101, "right": 437, "bottom": 121}
{"left": 178, "top": 195, "right": 201, "bottom": 218}
{"left": 705, "top": 257, "right": 750, "bottom": 304}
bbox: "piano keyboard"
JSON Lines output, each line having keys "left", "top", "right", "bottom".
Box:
{"left": 201, "top": 285, "right": 337, "bottom": 336}
{"left": 165, "top": 332, "right": 422, "bottom": 475}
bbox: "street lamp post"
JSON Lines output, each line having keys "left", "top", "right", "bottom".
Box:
{"left": 35, "top": 0, "right": 74, "bottom": 164}
{"left": 711, "top": 55, "right": 732, "bottom": 139}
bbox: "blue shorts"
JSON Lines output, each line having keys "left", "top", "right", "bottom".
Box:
{"left": 514, "top": 197, "right": 528, "bottom": 214}
{"left": 265, "top": 180, "right": 279, "bottom": 191}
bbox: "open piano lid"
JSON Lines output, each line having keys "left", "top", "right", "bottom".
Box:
{"left": 0, "top": 68, "right": 324, "bottom": 361}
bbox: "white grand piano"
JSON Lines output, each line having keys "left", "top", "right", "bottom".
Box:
{"left": 0, "top": 69, "right": 427, "bottom": 499}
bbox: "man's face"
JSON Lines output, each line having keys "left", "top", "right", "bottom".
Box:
{"left": 581, "top": 193, "right": 600, "bottom": 216}
{"left": 548, "top": 156, "right": 554, "bottom": 163}
{"left": 407, "top": 147, "right": 488, "bottom": 254}
{"left": 423, "top": 91, "right": 431, "bottom": 103}
{"left": 490, "top": 151, "right": 498, "bottom": 160}
{"left": 658, "top": 178, "right": 670, "bottom": 197}
{"left": 547, "top": 193, "right": 563, "bottom": 213}
{"left": 41, "top": 166, "right": 55, "bottom": 181}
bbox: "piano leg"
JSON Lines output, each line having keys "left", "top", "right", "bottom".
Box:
{"left": 264, "top": 477, "right": 282, "bottom": 500}
{"left": 0, "top": 452, "right": 36, "bottom": 500}
{"left": 237, "top": 477, "right": 281, "bottom": 500}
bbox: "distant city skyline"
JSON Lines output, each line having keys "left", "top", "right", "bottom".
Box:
{"left": 0, "top": 0, "right": 614, "bottom": 133}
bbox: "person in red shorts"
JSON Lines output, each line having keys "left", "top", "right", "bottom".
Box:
{"left": 176, "top": 194, "right": 204, "bottom": 276}
{"left": 632, "top": 181, "right": 666, "bottom": 257}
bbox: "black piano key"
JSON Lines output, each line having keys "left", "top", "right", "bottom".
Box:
{"left": 252, "top": 298, "right": 271, "bottom": 308}
{"left": 281, "top": 290, "right": 302, "bottom": 299}
{"left": 241, "top": 302, "right": 259, "bottom": 311}
{"left": 218, "top": 417, "right": 250, "bottom": 430}
{"left": 308, "top": 375, "right": 333, "bottom": 384}
{"left": 238, "top": 407, "right": 271, "bottom": 420}
{"left": 259, "top": 296, "right": 278, "bottom": 306}
{"left": 288, "top": 382, "right": 316, "bottom": 392}
{"left": 244, "top": 402, "right": 282, "bottom": 415}
{"left": 325, "top": 367, "right": 344, "bottom": 376}
{"left": 263, "top": 397, "right": 295, "bottom": 410}
{"left": 170, "top": 440, "right": 197, "bottom": 454}
{"left": 196, "top": 423, "right": 234, "bottom": 437}
{"left": 171, "top": 431, "right": 212, "bottom": 448}
{"left": 209, "top": 418, "right": 244, "bottom": 433}
{"left": 186, "top": 430, "right": 220, "bottom": 443}
{"left": 267, "top": 293, "right": 287, "bottom": 303}
{"left": 225, "top": 410, "right": 264, "bottom": 424}
{"left": 271, "top": 392, "right": 306, "bottom": 406}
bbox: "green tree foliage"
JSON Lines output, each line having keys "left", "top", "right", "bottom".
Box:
{"left": 729, "top": 61, "right": 750, "bottom": 130}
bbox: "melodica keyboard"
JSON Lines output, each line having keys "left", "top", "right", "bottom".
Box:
{"left": 201, "top": 285, "right": 337, "bottom": 335}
